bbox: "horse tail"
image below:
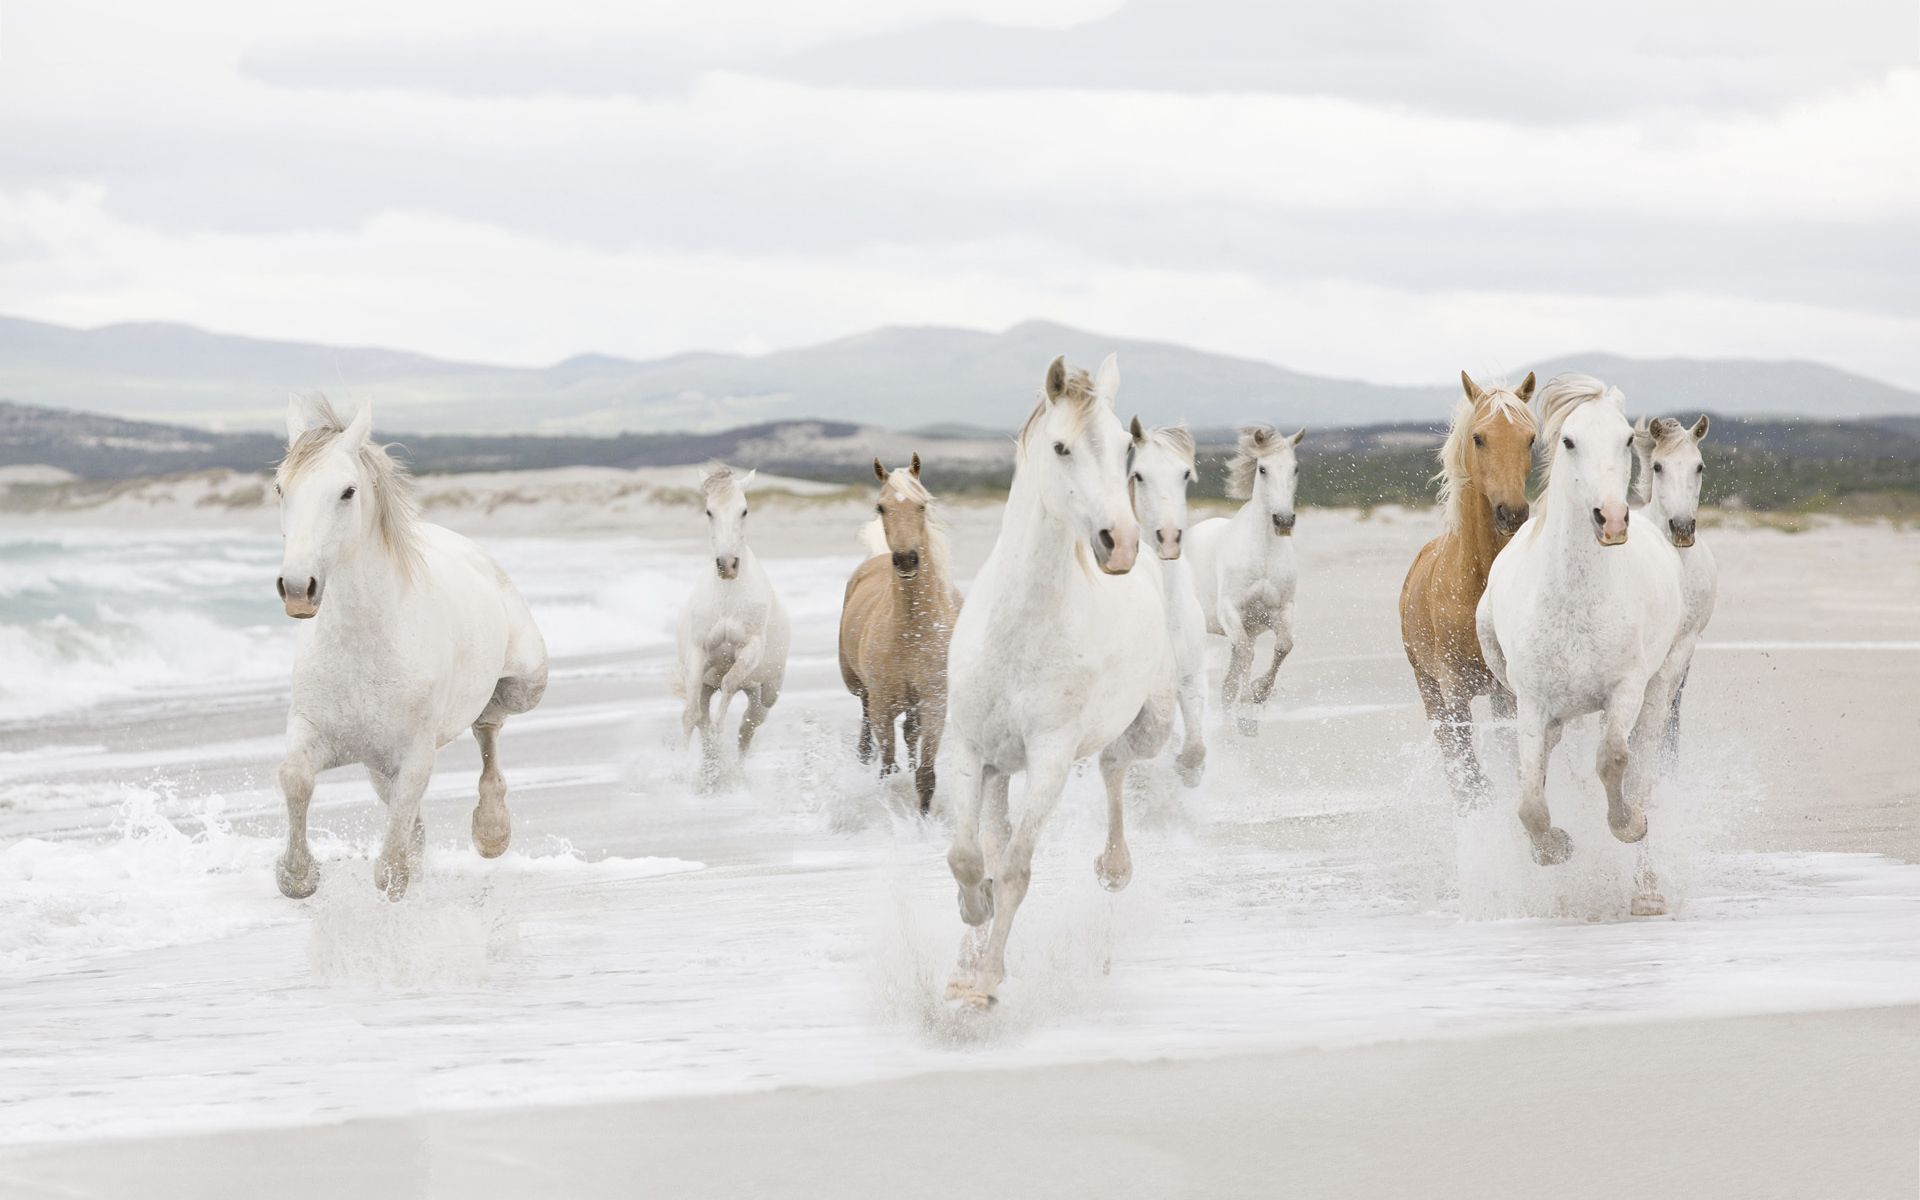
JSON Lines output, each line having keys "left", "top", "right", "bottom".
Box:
{"left": 858, "top": 517, "right": 889, "bottom": 559}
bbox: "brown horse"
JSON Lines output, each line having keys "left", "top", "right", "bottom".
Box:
{"left": 1399, "top": 371, "right": 1537, "bottom": 807}
{"left": 838, "top": 455, "right": 962, "bottom": 813}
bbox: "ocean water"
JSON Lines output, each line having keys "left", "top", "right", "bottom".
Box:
{"left": 2, "top": 525, "right": 1918, "bottom": 1146}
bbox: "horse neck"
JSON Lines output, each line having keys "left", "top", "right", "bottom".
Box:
{"left": 1451, "top": 479, "right": 1507, "bottom": 570}
{"left": 1530, "top": 482, "right": 1613, "bottom": 591}
{"left": 987, "top": 467, "right": 1084, "bottom": 616}
{"left": 312, "top": 538, "right": 410, "bottom": 637}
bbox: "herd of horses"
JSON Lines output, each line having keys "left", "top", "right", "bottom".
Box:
{"left": 268, "top": 354, "right": 1715, "bottom": 1008}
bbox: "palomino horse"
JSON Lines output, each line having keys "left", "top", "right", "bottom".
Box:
{"left": 1187, "top": 425, "right": 1304, "bottom": 736}
{"left": 1127, "top": 419, "right": 1208, "bottom": 784}
{"left": 676, "top": 464, "right": 790, "bottom": 779}
{"left": 1477, "top": 375, "right": 1687, "bottom": 913}
{"left": 1632, "top": 414, "right": 1716, "bottom": 763}
{"left": 944, "top": 353, "right": 1175, "bottom": 1009}
{"left": 1399, "top": 372, "right": 1536, "bottom": 805}
{"left": 273, "top": 396, "right": 548, "bottom": 901}
{"left": 838, "top": 455, "right": 962, "bottom": 812}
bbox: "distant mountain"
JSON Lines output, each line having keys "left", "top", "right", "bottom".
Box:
{"left": 1, "top": 313, "right": 1916, "bottom": 435}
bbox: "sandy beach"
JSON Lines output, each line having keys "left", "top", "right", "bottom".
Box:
{"left": 1, "top": 473, "right": 1917, "bottom": 1197}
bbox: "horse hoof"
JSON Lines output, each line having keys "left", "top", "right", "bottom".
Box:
{"left": 1176, "top": 750, "right": 1206, "bottom": 788}
{"left": 957, "top": 880, "right": 994, "bottom": 926}
{"left": 1531, "top": 827, "right": 1574, "bottom": 866}
{"left": 1631, "top": 892, "right": 1668, "bottom": 917}
{"left": 275, "top": 855, "right": 320, "bottom": 899}
{"left": 1095, "top": 852, "right": 1132, "bottom": 892}
{"left": 472, "top": 807, "right": 511, "bottom": 859}
{"left": 373, "top": 857, "right": 411, "bottom": 902}
{"left": 945, "top": 981, "right": 996, "bottom": 1011}
{"left": 1610, "top": 809, "right": 1649, "bottom": 844}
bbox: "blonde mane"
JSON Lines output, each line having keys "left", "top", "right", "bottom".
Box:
{"left": 276, "top": 396, "right": 424, "bottom": 581}
{"left": 1016, "top": 365, "right": 1099, "bottom": 458}
{"left": 1224, "top": 424, "right": 1289, "bottom": 500}
{"left": 1534, "top": 373, "right": 1627, "bottom": 505}
{"left": 1434, "top": 384, "right": 1535, "bottom": 532}
{"left": 700, "top": 461, "right": 746, "bottom": 503}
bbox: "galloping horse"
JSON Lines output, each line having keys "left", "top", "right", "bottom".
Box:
{"left": 1398, "top": 372, "right": 1536, "bottom": 806}
{"left": 1126, "top": 419, "right": 1209, "bottom": 785}
{"left": 1477, "top": 375, "right": 1686, "bottom": 912}
{"left": 1632, "top": 414, "right": 1717, "bottom": 763}
{"left": 676, "top": 464, "right": 790, "bottom": 778}
{"left": 273, "top": 396, "right": 548, "bottom": 901}
{"left": 838, "top": 455, "right": 962, "bottom": 812}
{"left": 944, "top": 354, "right": 1175, "bottom": 1009}
{"left": 1187, "top": 425, "right": 1305, "bottom": 736}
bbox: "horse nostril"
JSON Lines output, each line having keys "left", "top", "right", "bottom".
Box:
{"left": 1173, "top": 529, "right": 1183, "bottom": 543}
{"left": 1592, "top": 507, "right": 1604, "bottom": 526}
{"left": 305, "top": 577, "right": 318, "bottom": 600}
{"left": 1098, "top": 529, "right": 1115, "bottom": 552}
{"left": 276, "top": 578, "right": 287, "bottom": 601}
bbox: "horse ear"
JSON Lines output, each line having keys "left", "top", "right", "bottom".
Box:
{"left": 873, "top": 458, "right": 888, "bottom": 482}
{"left": 1130, "top": 415, "right": 1146, "bottom": 445}
{"left": 741, "top": 468, "right": 757, "bottom": 490}
{"left": 910, "top": 452, "right": 922, "bottom": 478}
{"left": 1287, "top": 428, "right": 1305, "bottom": 447}
{"left": 343, "top": 401, "right": 373, "bottom": 448}
{"left": 1460, "top": 371, "right": 1484, "bottom": 402}
{"left": 1044, "top": 356, "right": 1068, "bottom": 403}
{"left": 1515, "top": 372, "right": 1537, "bottom": 403}
{"left": 1691, "top": 414, "right": 1710, "bottom": 442}
{"left": 1094, "top": 353, "right": 1120, "bottom": 404}
{"left": 285, "top": 392, "right": 318, "bottom": 446}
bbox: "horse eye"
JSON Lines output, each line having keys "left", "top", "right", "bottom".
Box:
{"left": 1696, "top": 464, "right": 1704, "bottom": 475}
{"left": 1528, "top": 436, "right": 1536, "bottom": 446}
{"left": 1652, "top": 464, "right": 1663, "bottom": 474}
{"left": 1472, "top": 434, "right": 1485, "bottom": 448}
{"left": 876, "top": 504, "right": 885, "bottom": 515}
{"left": 273, "top": 483, "right": 281, "bottom": 495}
{"left": 740, "top": 508, "right": 748, "bottom": 519}
{"left": 1053, "top": 441, "right": 1069, "bottom": 457}
{"left": 704, "top": 508, "right": 712, "bottom": 517}
{"left": 1184, "top": 470, "right": 1192, "bottom": 482}
{"left": 340, "top": 486, "right": 356, "bottom": 501}
{"left": 1258, "top": 466, "right": 1267, "bottom": 476}
{"left": 1132, "top": 472, "right": 1143, "bottom": 483}
{"left": 1562, "top": 437, "right": 1574, "bottom": 451}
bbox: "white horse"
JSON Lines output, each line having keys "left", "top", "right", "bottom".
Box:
{"left": 676, "top": 464, "right": 790, "bottom": 778}
{"left": 1186, "top": 425, "right": 1305, "bottom": 735}
{"left": 1477, "top": 376, "right": 1686, "bottom": 907}
{"left": 944, "top": 353, "right": 1176, "bottom": 1009}
{"left": 1127, "top": 418, "right": 1208, "bottom": 785}
{"left": 1632, "top": 414, "right": 1717, "bottom": 763}
{"left": 273, "top": 396, "right": 548, "bottom": 901}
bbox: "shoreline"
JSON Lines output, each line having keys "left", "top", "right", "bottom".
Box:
{"left": 3, "top": 1003, "right": 1914, "bottom": 1199}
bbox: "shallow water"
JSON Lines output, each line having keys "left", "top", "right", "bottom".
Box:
{"left": 2, "top": 526, "right": 1917, "bottom": 1146}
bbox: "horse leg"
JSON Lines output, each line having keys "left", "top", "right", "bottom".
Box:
{"left": 911, "top": 698, "right": 944, "bottom": 815}
{"left": 955, "top": 750, "right": 1073, "bottom": 1010}
{"left": 945, "top": 743, "right": 992, "bottom": 928}
{"left": 1488, "top": 683, "right": 1520, "bottom": 774}
{"left": 1248, "top": 606, "right": 1294, "bottom": 707}
{"left": 1095, "top": 745, "right": 1134, "bottom": 892}
{"left": 1663, "top": 662, "right": 1692, "bottom": 771}
{"left": 855, "top": 693, "right": 874, "bottom": 764}
{"left": 1173, "top": 658, "right": 1207, "bottom": 787}
{"left": 1417, "top": 668, "right": 1490, "bottom": 811}
{"left": 873, "top": 691, "right": 900, "bottom": 778}
{"left": 372, "top": 748, "right": 434, "bottom": 901}
{"left": 737, "top": 685, "right": 771, "bottom": 758}
{"left": 1516, "top": 702, "right": 1572, "bottom": 865}
{"left": 470, "top": 719, "right": 511, "bottom": 859}
{"left": 1223, "top": 635, "right": 1257, "bottom": 737}
{"left": 949, "top": 766, "right": 1007, "bottom": 995}
{"left": 275, "top": 726, "right": 324, "bottom": 899}
{"left": 1600, "top": 682, "right": 1648, "bottom": 845}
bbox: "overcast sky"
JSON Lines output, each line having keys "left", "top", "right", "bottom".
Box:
{"left": 1, "top": 1, "right": 1916, "bottom": 386}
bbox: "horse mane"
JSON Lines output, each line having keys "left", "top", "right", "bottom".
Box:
{"left": 1224, "top": 424, "right": 1286, "bottom": 500}
{"left": 1533, "top": 373, "right": 1627, "bottom": 515}
{"left": 863, "top": 466, "right": 953, "bottom": 580}
{"left": 277, "top": 395, "right": 424, "bottom": 581}
{"left": 1016, "top": 365, "right": 1099, "bottom": 459}
{"left": 700, "top": 461, "right": 744, "bottom": 503}
{"left": 1127, "top": 423, "right": 1196, "bottom": 473}
{"left": 1434, "top": 384, "right": 1533, "bottom": 532}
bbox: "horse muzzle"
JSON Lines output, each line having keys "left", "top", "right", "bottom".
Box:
{"left": 1493, "top": 503, "right": 1529, "bottom": 537}
{"left": 1593, "top": 504, "right": 1629, "bottom": 546}
{"left": 892, "top": 550, "right": 921, "bottom": 579}
{"left": 1094, "top": 526, "right": 1139, "bottom": 575}
{"left": 1154, "top": 527, "right": 1183, "bottom": 560}
{"left": 277, "top": 575, "right": 321, "bottom": 619}
{"left": 1271, "top": 513, "right": 1296, "bottom": 537}
{"left": 1668, "top": 519, "right": 1697, "bottom": 548}
{"left": 715, "top": 556, "right": 740, "bottom": 580}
